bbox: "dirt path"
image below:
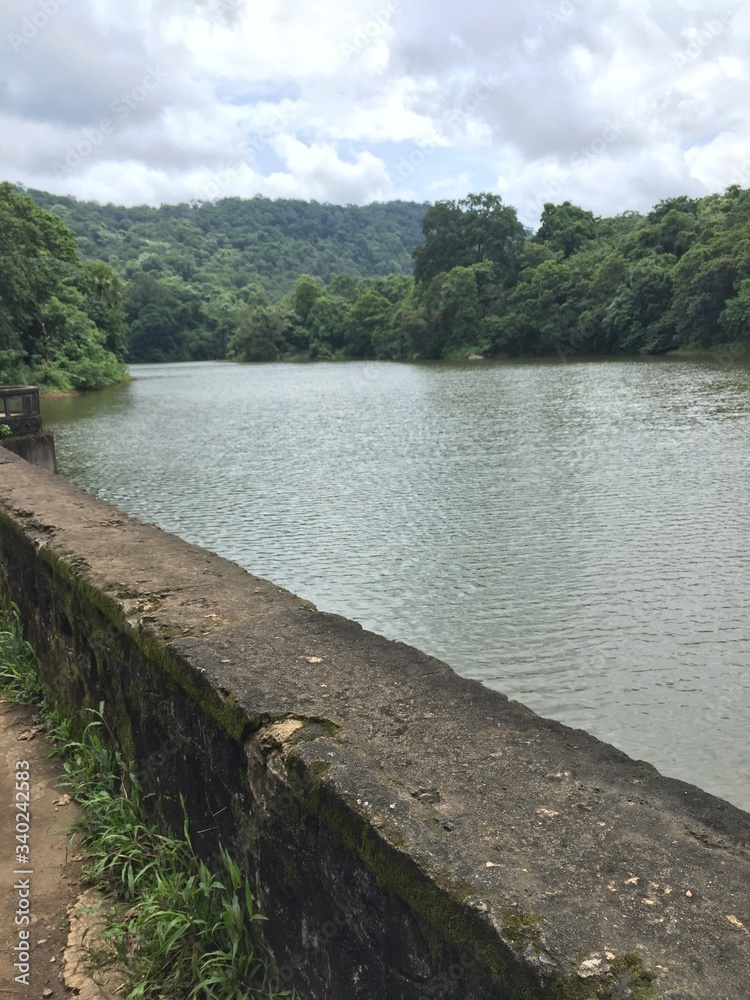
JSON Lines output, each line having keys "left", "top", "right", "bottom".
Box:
{"left": 0, "top": 698, "right": 121, "bottom": 999}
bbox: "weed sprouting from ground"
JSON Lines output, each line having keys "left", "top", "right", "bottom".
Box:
{"left": 0, "top": 603, "right": 44, "bottom": 703}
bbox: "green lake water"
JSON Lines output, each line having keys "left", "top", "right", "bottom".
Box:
{"left": 43, "top": 355, "right": 750, "bottom": 811}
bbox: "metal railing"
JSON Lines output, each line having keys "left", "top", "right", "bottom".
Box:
{"left": 0, "top": 386, "right": 43, "bottom": 436}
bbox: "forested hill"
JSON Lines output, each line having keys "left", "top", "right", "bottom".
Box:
{"left": 20, "top": 189, "right": 429, "bottom": 297}
{"left": 3, "top": 182, "right": 749, "bottom": 388}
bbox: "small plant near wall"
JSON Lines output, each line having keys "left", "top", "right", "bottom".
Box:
{"left": 0, "top": 422, "right": 12, "bottom": 437}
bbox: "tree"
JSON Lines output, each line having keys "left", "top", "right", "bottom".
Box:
{"left": 635, "top": 208, "right": 697, "bottom": 259}
{"left": 129, "top": 304, "right": 187, "bottom": 362}
{"left": 535, "top": 202, "right": 598, "bottom": 258}
{"left": 602, "top": 255, "right": 676, "bottom": 353}
{"left": 345, "top": 292, "right": 391, "bottom": 358}
{"left": 292, "top": 274, "right": 322, "bottom": 325}
{"left": 431, "top": 262, "right": 504, "bottom": 356}
{"left": 0, "top": 183, "right": 126, "bottom": 388}
{"left": 307, "top": 294, "right": 350, "bottom": 352}
{"left": 672, "top": 245, "right": 739, "bottom": 347}
{"left": 228, "top": 304, "right": 291, "bottom": 362}
{"left": 412, "top": 193, "right": 525, "bottom": 288}
{"left": 84, "top": 261, "right": 127, "bottom": 357}
{"left": 719, "top": 277, "right": 750, "bottom": 343}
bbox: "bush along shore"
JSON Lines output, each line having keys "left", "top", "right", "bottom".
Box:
{"left": 0, "top": 603, "right": 291, "bottom": 1000}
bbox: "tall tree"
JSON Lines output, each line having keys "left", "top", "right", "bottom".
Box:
{"left": 0, "top": 183, "right": 126, "bottom": 388}
{"left": 413, "top": 193, "right": 525, "bottom": 288}
{"left": 535, "top": 202, "right": 598, "bottom": 258}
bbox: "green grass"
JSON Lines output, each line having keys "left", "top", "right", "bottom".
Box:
{"left": 0, "top": 603, "right": 44, "bottom": 703}
{"left": 0, "top": 603, "right": 291, "bottom": 999}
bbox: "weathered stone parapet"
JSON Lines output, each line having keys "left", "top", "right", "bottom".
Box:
{"left": 0, "top": 431, "right": 57, "bottom": 472}
{"left": 0, "top": 447, "right": 748, "bottom": 999}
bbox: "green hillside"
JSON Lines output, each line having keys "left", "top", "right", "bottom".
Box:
{"left": 21, "top": 189, "right": 429, "bottom": 298}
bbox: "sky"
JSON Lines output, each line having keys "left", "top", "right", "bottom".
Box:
{"left": 1, "top": 0, "right": 749, "bottom": 226}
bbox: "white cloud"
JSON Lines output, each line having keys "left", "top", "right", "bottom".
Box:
{"left": 267, "top": 135, "right": 392, "bottom": 203}
{"left": 685, "top": 131, "right": 750, "bottom": 191}
{"left": 0, "top": 0, "right": 748, "bottom": 221}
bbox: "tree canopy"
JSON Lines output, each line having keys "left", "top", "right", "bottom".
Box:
{"left": 3, "top": 182, "right": 750, "bottom": 382}
{"left": 0, "top": 183, "right": 126, "bottom": 389}
{"left": 413, "top": 193, "right": 525, "bottom": 287}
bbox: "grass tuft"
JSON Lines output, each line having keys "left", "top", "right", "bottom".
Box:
{"left": 0, "top": 602, "right": 44, "bottom": 703}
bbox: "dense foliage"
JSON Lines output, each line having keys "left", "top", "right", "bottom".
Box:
{"left": 3, "top": 183, "right": 750, "bottom": 384}
{"left": 494, "top": 192, "right": 750, "bottom": 360}
{"left": 20, "top": 188, "right": 428, "bottom": 366}
{"left": 0, "top": 183, "right": 127, "bottom": 390}
{"left": 221, "top": 187, "right": 750, "bottom": 364}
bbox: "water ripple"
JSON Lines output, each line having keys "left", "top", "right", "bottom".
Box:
{"left": 45, "top": 357, "right": 750, "bottom": 811}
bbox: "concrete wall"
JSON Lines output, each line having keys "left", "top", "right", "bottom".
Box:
{"left": 1, "top": 432, "right": 57, "bottom": 473}
{"left": 0, "top": 446, "right": 748, "bottom": 1000}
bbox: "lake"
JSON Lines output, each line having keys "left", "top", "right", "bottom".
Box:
{"left": 43, "top": 356, "right": 750, "bottom": 811}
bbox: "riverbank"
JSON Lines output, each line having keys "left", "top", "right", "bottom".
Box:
{"left": 37, "top": 374, "right": 134, "bottom": 399}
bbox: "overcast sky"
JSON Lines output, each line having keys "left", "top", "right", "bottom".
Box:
{"left": 1, "top": 0, "right": 749, "bottom": 225}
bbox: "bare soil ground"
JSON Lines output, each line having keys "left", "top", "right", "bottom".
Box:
{"left": 0, "top": 697, "right": 121, "bottom": 999}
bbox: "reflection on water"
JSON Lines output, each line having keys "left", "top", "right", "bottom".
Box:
{"left": 44, "top": 356, "right": 750, "bottom": 811}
